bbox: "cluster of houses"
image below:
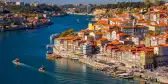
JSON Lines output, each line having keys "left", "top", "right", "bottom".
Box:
{"left": 0, "top": 1, "right": 66, "bottom": 31}
{"left": 54, "top": 5, "right": 168, "bottom": 69}
{"left": 0, "top": 13, "right": 51, "bottom": 31}
{"left": 0, "top": 1, "right": 54, "bottom": 31}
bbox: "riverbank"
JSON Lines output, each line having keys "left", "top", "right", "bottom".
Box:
{"left": 67, "top": 13, "right": 96, "bottom": 16}
{"left": 51, "top": 47, "right": 168, "bottom": 84}
{"left": 0, "top": 22, "right": 53, "bottom": 32}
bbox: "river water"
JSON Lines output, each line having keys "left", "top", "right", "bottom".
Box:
{"left": 0, "top": 15, "right": 140, "bottom": 84}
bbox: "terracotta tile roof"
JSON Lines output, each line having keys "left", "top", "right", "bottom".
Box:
{"left": 155, "top": 22, "right": 168, "bottom": 27}
{"left": 109, "top": 18, "right": 122, "bottom": 22}
{"left": 118, "top": 14, "right": 129, "bottom": 17}
{"left": 98, "top": 38, "right": 107, "bottom": 41}
{"left": 101, "top": 27, "right": 108, "bottom": 30}
{"left": 157, "top": 34, "right": 168, "bottom": 38}
{"left": 107, "top": 41, "right": 120, "bottom": 45}
{"left": 95, "top": 32, "right": 103, "bottom": 35}
{"left": 107, "top": 30, "right": 114, "bottom": 32}
{"left": 94, "top": 20, "right": 108, "bottom": 25}
{"left": 118, "top": 32, "right": 126, "bottom": 36}
{"left": 86, "top": 40, "right": 92, "bottom": 44}
{"left": 106, "top": 45, "right": 119, "bottom": 50}
{"left": 109, "top": 24, "right": 121, "bottom": 28}
{"left": 120, "top": 25, "right": 147, "bottom": 29}
{"left": 109, "top": 18, "right": 130, "bottom": 23}
{"left": 80, "top": 29, "right": 93, "bottom": 33}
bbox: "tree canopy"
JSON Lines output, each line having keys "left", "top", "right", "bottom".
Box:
{"left": 60, "top": 28, "right": 74, "bottom": 37}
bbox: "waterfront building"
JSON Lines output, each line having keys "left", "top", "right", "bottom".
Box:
{"left": 154, "top": 45, "right": 168, "bottom": 67}
{"left": 95, "top": 38, "right": 108, "bottom": 53}
{"left": 140, "top": 48, "right": 154, "bottom": 69}
{"left": 105, "top": 45, "right": 119, "bottom": 58}
{"left": 82, "top": 41, "right": 93, "bottom": 55}
{"left": 84, "top": 35, "right": 94, "bottom": 42}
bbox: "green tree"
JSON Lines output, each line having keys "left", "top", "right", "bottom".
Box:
{"left": 60, "top": 28, "right": 74, "bottom": 37}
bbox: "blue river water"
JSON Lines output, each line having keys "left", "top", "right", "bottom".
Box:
{"left": 0, "top": 15, "right": 141, "bottom": 84}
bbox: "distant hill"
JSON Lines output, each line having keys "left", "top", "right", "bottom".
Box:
{"left": 0, "top": 2, "right": 65, "bottom": 14}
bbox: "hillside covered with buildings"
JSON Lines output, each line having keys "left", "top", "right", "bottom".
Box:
{"left": 0, "top": 1, "right": 66, "bottom": 31}
{"left": 52, "top": 2, "right": 168, "bottom": 83}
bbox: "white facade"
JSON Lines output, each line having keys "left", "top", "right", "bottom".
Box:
{"left": 132, "top": 37, "right": 140, "bottom": 45}
{"left": 151, "top": 37, "right": 158, "bottom": 46}
{"left": 83, "top": 43, "right": 92, "bottom": 55}
{"left": 111, "top": 31, "right": 117, "bottom": 40}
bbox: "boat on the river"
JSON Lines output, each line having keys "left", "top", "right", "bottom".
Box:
{"left": 118, "top": 73, "right": 134, "bottom": 79}
{"left": 39, "top": 65, "right": 45, "bottom": 72}
{"left": 72, "top": 57, "right": 79, "bottom": 61}
{"left": 12, "top": 58, "right": 20, "bottom": 65}
{"left": 46, "top": 51, "right": 53, "bottom": 56}
{"left": 77, "top": 18, "right": 80, "bottom": 24}
{"left": 46, "top": 51, "right": 55, "bottom": 60}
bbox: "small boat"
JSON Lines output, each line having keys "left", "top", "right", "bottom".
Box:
{"left": 12, "top": 58, "right": 20, "bottom": 65}
{"left": 46, "top": 51, "right": 53, "bottom": 57}
{"left": 118, "top": 73, "right": 134, "bottom": 79}
{"left": 46, "top": 55, "right": 54, "bottom": 60}
{"left": 72, "top": 57, "right": 79, "bottom": 60}
{"left": 39, "top": 65, "right": 45, "bottom": 72}
{"left": 77, "top": 19, "right": 80, "bottom": 24}
{"left": 46, "top": 51, "right": 53, "bottom": 55}
{"left": 115, "top": 70, "right": 126, "bottom": 74}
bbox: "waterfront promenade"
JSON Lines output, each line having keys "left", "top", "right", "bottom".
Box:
{"left": 52, "top": 35, "right": 168, "bottom": 84}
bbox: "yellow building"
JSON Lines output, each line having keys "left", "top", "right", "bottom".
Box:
{"left": 140, "top": 49, "right": 154, "bottom": 69}
{"left": 88, "top": 23, "right": 94, "bottom": 30}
